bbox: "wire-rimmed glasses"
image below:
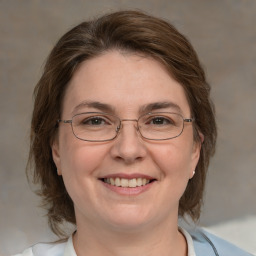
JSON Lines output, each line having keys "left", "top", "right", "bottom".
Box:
{"left": 58, "top": 112, "right": 194, "bottom": 142}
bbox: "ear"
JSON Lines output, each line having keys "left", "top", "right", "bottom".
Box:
{"left": 189, "top": 132, "right": 204, "bottom": 179}
{"left": 52, "top": 139, "right": 62, "bottom": 175}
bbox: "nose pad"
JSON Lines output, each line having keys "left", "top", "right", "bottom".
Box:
{"left": 115, "top": 124, "right": 122, "bottom": 134}
{"left": 115, "top": 120, "right": 139, "bottom": 136}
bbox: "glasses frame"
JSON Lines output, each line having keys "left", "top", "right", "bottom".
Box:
{"left": 58, "top": 112, "right": 194, "bottom": 142}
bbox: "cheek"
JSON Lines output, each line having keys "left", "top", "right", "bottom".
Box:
{"left": 60, "top": 144, "right": 105, "bottom": 177}
{"left": 150, "top": 140, "right": 195, "bottom": 179}
{"left": 147, "top": 142, "right": 195, "bottom": 213}
{"left": 58, "top": 140, "right": 110, "bottom": 206}
{"left": 58, "top": 129, "right": 108, "bottom": 179}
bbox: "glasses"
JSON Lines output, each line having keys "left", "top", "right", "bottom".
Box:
{"left": 58, "top": 112, "right": 194, "bottom": 142}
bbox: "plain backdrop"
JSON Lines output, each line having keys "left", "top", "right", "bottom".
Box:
{"left": 0, "top": 0, "right": 255, "bottom": 255}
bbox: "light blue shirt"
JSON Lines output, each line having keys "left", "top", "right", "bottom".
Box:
{"left": 13, "top": 228, "right": 253, "bottom": 256}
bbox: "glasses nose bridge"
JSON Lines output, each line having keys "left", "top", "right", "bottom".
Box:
{"left": 121, "top": 118, "right": 139, "bottom": 127}
{"left": 116, "top": 118, "right": 139, "bottom": 133}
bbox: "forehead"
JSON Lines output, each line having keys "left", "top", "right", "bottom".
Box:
{"left": 62, "top": 51, "right": 191, "bottom": 117}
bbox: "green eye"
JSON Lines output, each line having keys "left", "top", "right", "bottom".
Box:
{"left": 146, "top": 116, "right": 175, "bottom": 125}
{"left": 151, "top": 117, "right": 172, "bottom": 125}
{"left": 82, "top": 117, "right": 107, "bottom": 125}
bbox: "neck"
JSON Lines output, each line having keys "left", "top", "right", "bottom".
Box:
{"left": 73, "top": 218, "right": 187, "bottom": 256}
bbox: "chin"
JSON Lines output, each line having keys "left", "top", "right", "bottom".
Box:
{"left": 101, "top": 205, "right": 155, "bottom": 231}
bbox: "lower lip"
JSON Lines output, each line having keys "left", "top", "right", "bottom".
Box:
{"left": 101, "top": 181, "right": 155, "bottom": 195}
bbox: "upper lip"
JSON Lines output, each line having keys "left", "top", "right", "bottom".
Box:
{"left": 99, "top": 173, "right": 156, "bottom": 180}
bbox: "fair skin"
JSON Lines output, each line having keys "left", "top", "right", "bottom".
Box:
{"left": 52, "top": 51, "right": 201, "bottom": 256}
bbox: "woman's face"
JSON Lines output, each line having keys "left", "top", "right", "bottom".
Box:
{"left": 52, "top": 51, "right": 201, "bottom": 232}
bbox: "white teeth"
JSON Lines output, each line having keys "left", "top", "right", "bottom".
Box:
{"left": 110, "top": 178, "right": 115, "bottom": 185}
{"left": 129, "top": 178, "right": 137, "bottom": 188}
{"left": 115, "top": 177, "right": 121, "bottom": 186}
{"left": 137, "top": 178, "right": 142, "bottom": 186}
{"left": 121, "top": 178, "right": 129, "bottom": 187}
{"left": 103, "top": 177, "right": 151, "bottom": 187}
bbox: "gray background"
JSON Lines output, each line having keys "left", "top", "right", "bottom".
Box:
{"left": 0, "top": 0, "right": 255, "bottom": 255}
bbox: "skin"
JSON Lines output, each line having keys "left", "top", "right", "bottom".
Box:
{"left": 52, "top": 50, "right": 201, "bottom": 256}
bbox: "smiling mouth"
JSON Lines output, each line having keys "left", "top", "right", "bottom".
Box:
{"left": 100, "top": 177, "right": 156, "bottom": 188}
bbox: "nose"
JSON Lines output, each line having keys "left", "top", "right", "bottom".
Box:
{"left": 110, "top": 120, "right": 147, "bottom": 164}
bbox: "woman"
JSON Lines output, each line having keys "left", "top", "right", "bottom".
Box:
{"left": 15, "top": 10, "right": 252, "bottom": 256}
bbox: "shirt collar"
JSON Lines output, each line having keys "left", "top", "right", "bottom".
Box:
{"left": 64, "top": 228, "right": 195, "bottom": 256}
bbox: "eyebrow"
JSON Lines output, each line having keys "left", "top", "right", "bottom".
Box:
{"left": 72, "top": 101, "right": 115, "bottom": 115}
{"left": 139, "top": 101, "right": 183, "bottom": 115}
{"left": 72, "top": 100, "right": 183, "bottom": 116}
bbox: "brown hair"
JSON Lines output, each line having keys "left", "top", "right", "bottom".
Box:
{"left": 28, "top": 10, "right": 217, "bottom": 237}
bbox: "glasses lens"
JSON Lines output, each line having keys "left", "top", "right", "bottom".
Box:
{"left": 138, "top": 112, "right": 184, "bottom": 140}
{"left": 71, "top": 113, "right": 119, "bottom": 141}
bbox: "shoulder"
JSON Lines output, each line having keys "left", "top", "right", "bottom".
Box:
{"left": 12, "top": 247, "right": 33, "bottom": 256}
{"left": 188, "top": 228, "right": 253, "bottom": 256}
{"left": 12, "top": 240, "right": 67, "bottom": 256}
